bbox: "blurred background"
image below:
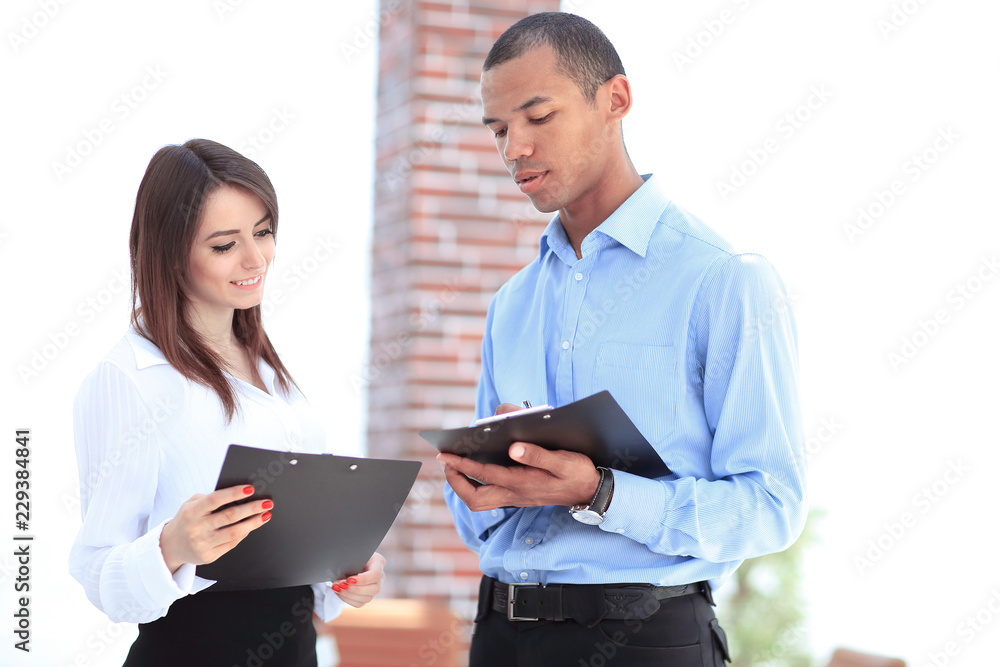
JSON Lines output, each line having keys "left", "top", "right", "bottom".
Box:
{"left": 1, "top": 0, "right": 998, "bottom": 665}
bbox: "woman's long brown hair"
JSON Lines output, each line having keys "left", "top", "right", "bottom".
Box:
{"left": 129, "top": 138, "right": 295, "bottom": 420}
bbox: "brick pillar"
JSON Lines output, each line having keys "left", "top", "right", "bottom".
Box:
{"left": 366, "top": 0, "right": 559, "bottom": 617}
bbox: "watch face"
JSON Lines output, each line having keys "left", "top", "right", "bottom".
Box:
{"left": 570, "top": 509, "right": 604, "bottom": 525}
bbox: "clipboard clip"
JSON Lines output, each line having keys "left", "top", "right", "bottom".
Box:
{"left": 474, "top": 403, "right": 553, "bottom": 427}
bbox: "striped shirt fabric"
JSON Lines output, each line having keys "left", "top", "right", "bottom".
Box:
{"left": 444, "top": 174, "right": 807, "bottom": 591}
{"left": 68, "top": 331, "right": 344, "bottom": 623}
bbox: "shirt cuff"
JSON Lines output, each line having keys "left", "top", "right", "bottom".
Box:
{"left": 124, "top": 519, "right": 194, "bottom": 610}
{"left": 312, "top": 582, "right": 346, "bottom": 622}
{"left": 598, "top": 471, "right": 669, "bottom": 543}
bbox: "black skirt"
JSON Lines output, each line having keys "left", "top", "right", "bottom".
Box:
{"left": 123, "top": 585, "right": 318, "bottom": 667}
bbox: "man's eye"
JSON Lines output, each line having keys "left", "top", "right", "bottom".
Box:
{"left": 212, "top": 242, "right": 235, "bottom": 254}
{"left": 493, "top": 128, "right": 507, "bottom": 138}
{"left": 530, "top": 113, "right": 553, "bottom": 124}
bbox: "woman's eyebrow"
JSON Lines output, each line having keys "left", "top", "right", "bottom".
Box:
{"left": 203, "top": 214, "right": 271, "bottom": 240}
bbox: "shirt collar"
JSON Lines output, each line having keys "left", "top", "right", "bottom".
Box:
{"left": 125, "top": 329, "right": 171, "bottom": 370}
{"left": 125, "top": 328, "right": 280, "bottom": 395}
{"left": 538, "top": 174, "right": 669, "bottom": 263}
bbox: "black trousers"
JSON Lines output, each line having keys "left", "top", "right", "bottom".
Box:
{"left": 123, "top": 585, "right": 317, "bottom": 667}
{"left": 470, "top": 577, "right": 730, "bottom": 667}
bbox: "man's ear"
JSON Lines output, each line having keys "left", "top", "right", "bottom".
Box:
{"left": 605, "top": 74, "right": 633, "bottom": 123}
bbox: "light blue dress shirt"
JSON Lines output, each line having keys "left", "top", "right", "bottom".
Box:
{"left": 444, "top": 174, "right": 806, "bottom": 591}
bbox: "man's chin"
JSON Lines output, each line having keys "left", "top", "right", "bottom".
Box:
{"left": 524, "top": 193, "right": 561, "bottom": 214}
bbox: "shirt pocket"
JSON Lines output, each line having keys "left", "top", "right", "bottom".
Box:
{"left": 593, "top": 342, "right": 678, "bottom": 446}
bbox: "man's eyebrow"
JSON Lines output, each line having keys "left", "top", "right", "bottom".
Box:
{"left": 204, "top": 214, "right": 271, "bottom": 240}
{"left": 482, "top": 95, "right": 553, "bottom": 126}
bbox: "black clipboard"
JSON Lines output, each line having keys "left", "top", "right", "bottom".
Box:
{"left": 196, "top": 445, "right": 420, "bottom": 591}
{"left": 419, "top": 391, "right": 670, "bottom": 479}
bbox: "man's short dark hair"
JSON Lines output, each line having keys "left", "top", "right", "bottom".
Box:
{"left": 483, "top": 12, "right": 625, "bottom": 102}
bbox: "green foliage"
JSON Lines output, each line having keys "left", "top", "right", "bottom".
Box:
{"left": 716, "top": 511, "right": 820, "bottom": 666}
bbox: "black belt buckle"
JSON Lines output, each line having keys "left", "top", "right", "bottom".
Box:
{"left": 507, "top": 583, "right": 541, "bottom": 621}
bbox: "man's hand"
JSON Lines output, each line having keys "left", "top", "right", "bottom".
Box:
{"left": 437, "top": 441, "right": 600, "bottom": 512}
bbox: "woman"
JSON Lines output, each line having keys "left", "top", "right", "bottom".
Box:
{"left": 69, "top": 138, "right": 383, "bottom": 666}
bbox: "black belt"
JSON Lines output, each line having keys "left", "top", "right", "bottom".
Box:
{"left": 488, "top": 578, "right": 711, "bottom": 625}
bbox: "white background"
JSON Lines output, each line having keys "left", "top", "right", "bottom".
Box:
{"left": 1, "top": 1, "right": 998, "bottom": 666}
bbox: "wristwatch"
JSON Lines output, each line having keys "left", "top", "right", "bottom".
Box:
{"left": 569, "top": 467, "right": 614, "bottom": 525}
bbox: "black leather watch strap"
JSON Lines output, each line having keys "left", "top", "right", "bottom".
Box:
{"left": 590, "top": 466, "right": 614, "bottom": 515}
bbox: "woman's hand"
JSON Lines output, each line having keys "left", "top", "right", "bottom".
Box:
{"left": 331, "top": 552, "right": 386, "bottom": 608}
{"left": 159, "top": 484, "right": 273, "bottom": 573}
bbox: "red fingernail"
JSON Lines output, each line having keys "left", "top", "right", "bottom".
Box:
{"left": 347, "top": 577, "right": 358, "bottom": 584}
{"left": 243, "top": 485, "right": 254, "bottom": 495}
{"left": 261, "top": 512, "right": 272, "bottom": 522}
{"left": 331, "top": 583, "right": 342, "bottom": 592}
{"left": 261, "top": 500, "right": 274, "bottom": 510}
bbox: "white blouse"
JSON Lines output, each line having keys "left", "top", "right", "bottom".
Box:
{"left": 69, "top": 330, "right": 344, "bottom": 624}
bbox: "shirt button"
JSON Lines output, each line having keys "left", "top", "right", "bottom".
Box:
{"left": 561, "top": 341, "right": 570, "bottom": 350}
{"left": 574, "top": 272, "right": 583, "bottom": 281}
{"left": 491, "top": 510, "right": 499, "bottom": 517}
{"left": 520, "top": 572, "right": 529, "bottom": 580}
{"left": 616, "top": 528, "right": 625, "bottom": 534}
{"left": 525, "top": 538, "right": 534, "bottom": 544}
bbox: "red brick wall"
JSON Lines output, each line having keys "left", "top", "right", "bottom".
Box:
{"left": 367, "top": 0, "right": 559, "bottom": 617}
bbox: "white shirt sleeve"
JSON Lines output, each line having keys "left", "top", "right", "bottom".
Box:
{"left": 68, "top": 362, "right": 196, "bottom": 623}
{"left": 311, "top": 583, "right": 346, "bottom": 622}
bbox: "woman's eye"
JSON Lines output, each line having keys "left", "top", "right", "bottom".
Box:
{"left": 255, "top": 228, "right": 274, "bottom": 239}
{"left": 211, "top": 242, "right": 236, "bottom": 254}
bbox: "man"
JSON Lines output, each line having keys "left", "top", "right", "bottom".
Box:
{"left": 437, "top": 12, "right": 806, "bottom": 667}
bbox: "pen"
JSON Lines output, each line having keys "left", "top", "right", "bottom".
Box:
{"left": 522, "top": 400, "right": 532, "bottom": 408}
